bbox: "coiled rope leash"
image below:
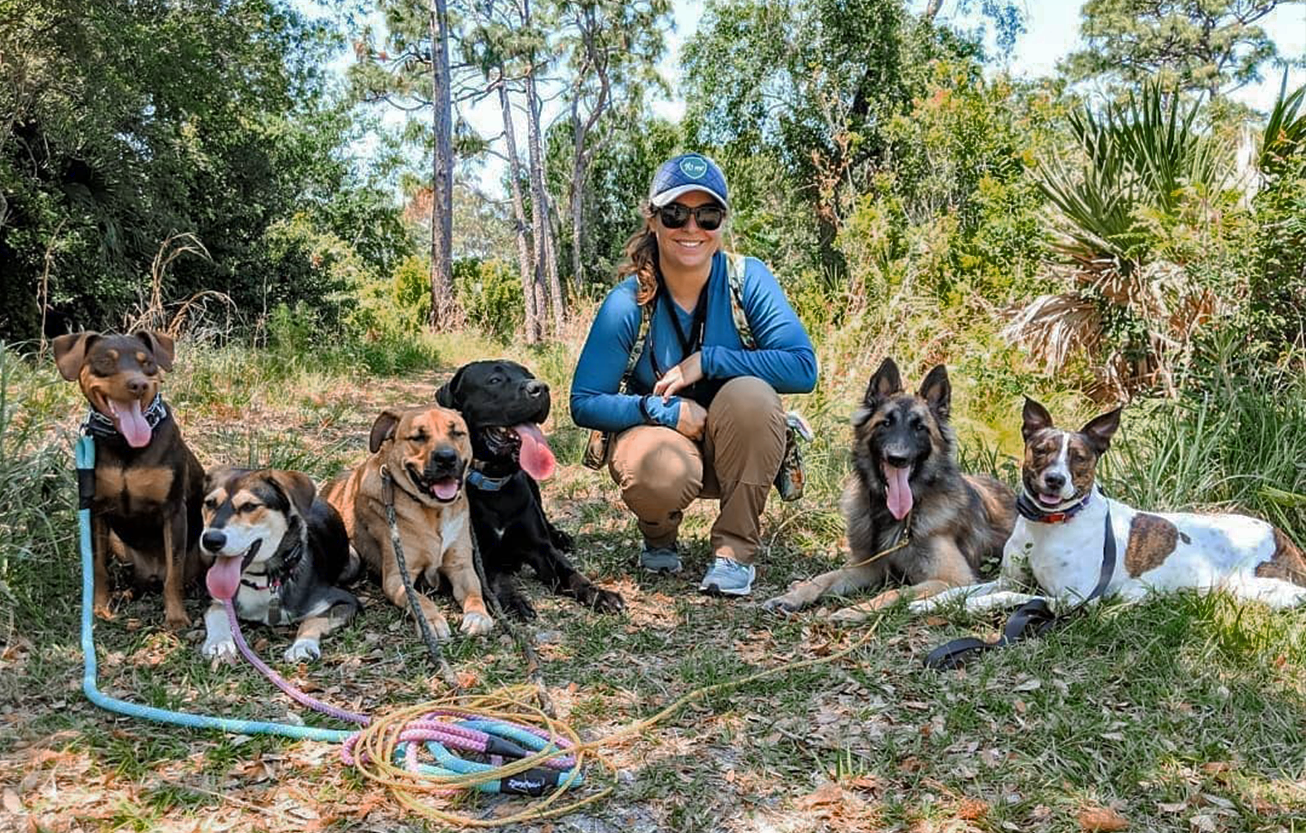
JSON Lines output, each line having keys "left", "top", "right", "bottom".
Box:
{"left": 75, "top": 433, "right": 887, "bottom": 826}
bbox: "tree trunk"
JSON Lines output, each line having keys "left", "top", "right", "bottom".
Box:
{"left": 498, "top": 74, "right": 542, "bottom": 344}
{"left": 523, "top": 58, "right": 564, "bottom": 333}
{"left": 428, "top": 0, "right": 455, "bottom": 328}
{"left": 923, "top": 0, "right": 943, "bottom": 22}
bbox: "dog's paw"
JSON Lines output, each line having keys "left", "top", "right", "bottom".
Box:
{"left": 201, "top": 637, "right": 238, "bottom": 662}
{"left": 459, "top": 611, "right": 494, "bottom": 637}
{"left": 502, "top": 593, "right": 538, "bottom": 621}
{"left": 588, "top": 587, "right": 625, "bottom": 614}
{"left": 283, "top": 639, "right": 321, "bottom": 663}
{"left": 761, "top": 595, "right": 801, "bottom": 615}
{"left": 420, "top": 615, "right": 453, "bottom": 641}
{"left": 165, "top": 609, "right": 192, "bottom": 632}
{"left": 827, "top": 605, "right": 871, "bottom": 625}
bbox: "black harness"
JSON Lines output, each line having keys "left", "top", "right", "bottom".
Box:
{"left": 923, "top": 507, "right": 1117, "bottom": 670}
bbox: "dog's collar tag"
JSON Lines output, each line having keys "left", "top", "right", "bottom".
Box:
{"left": 81, "top": 393, "right": 168, "bottom": 440}
{"left": 1016, "top": 489, "right": 1092, "bottom": 524}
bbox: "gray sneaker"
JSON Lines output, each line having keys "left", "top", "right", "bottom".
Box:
{"left": 639, "top": 543, "right": 682, "bottom": 574}
{"left": 699, "top": 556, "right": 756, "bottom": 597}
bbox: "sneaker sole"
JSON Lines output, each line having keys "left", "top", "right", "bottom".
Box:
{"left": 641, "top": 564, "right": 682, "bottom": 575}
{"left": 699, "top": 582, "right": 752, "bottom": 597}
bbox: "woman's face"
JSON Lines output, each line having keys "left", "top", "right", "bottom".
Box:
{"left": 652, "top": 190, "right": 723, "bottom": 276}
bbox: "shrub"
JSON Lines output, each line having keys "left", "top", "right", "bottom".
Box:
{"left": 453, "top": 257, "right": 522, "bottom": 343}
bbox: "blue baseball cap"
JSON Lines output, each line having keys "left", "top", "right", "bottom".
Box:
{"left": 648, "top": 153, "right": 729, "bottom": 210}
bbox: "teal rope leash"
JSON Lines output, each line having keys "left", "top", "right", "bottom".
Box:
{"left": 75, "top": 434, "right": 352, "bottom": 742}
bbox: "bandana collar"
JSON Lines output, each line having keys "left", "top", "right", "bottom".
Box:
{"left": 1016, "top": 488, "right": 1092, "bottom": 524}
{"left": 81, "top": 393, "right": 168, "bottom": 440}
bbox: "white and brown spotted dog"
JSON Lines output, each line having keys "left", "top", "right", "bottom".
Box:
{"left": 913, "top": 398, "right": 1306, "bottom": 616}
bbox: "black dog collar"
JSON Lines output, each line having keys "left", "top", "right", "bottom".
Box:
{"left": 241, "top": 539, "right": 304, "bottom": 593}
{"left": 1016, "top": 488, "right": 1092, "bottom": 524}
{"left": 81, "top": 393, "right": 168, "bottom": 440}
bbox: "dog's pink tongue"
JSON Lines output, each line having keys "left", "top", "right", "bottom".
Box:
{"left": 883, "top": 463, "right": 913, "bottom": 520}
{"left": 206, "top": 556, "right": 243, "bottom": 601}
{"left": 514, "top": 423, "right": 555, "bottom": 480}
{"left": 432, "top": 477, "right": 461, "bottom": 501}
{"left": 112, "top": 398, "right": 152, "bottom": 448}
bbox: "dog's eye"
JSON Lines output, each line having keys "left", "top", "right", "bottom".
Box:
{"left": 141, "top": 361, "right": 157, "bottom": 374}
{"left": 910, "top": 416, "right": 924, "bottom": 431}
{"left": 237, "top": 503, "right": 259, "bottom": 514}
{"left": 204, "top": 497, "right": 218, "bottom": 510}
{"left": 449, "top": 428, "right": 466, "bottom": 439}
{"left": 880, "top": 413, "right": 895, "bottom": 428}
{"left": 488, "top": 376, "right": 503, "bottom": 385}
{"left": 407, "top": 432, "right": 428, "bottom": 442}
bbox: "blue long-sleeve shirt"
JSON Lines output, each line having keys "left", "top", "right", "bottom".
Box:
{"left": 570, "top": 251, "right": 818, "bottom": 433}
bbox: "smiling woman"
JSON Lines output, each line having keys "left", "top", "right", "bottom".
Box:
{"left": 570, "top": 153, "right": 818, "bottom": 599}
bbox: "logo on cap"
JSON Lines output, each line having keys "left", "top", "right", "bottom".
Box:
{"left": 679, "top": 156, "right": 709, "bottom": 179}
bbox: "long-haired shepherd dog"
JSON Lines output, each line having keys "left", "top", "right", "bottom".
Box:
{"left": 763, "top": 358, "right": 1016, "bottom": 623}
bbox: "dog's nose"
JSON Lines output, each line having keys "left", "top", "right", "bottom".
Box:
{"left": 430, "top": 446, "right": 459, "bottom": 468}
{"left": 525, "top": 380, "right": 549, "bottom": 398}
{"left": 883, "top": 452, "right": 911, "bottom": 469}
{"left": 126, "top": 376, "right": 149, "bottom": 396}
{"left": 1043, "top": 472, "right": 1066, "bottom": 490}
{"left": 201, "top": 530, "right": 226, "bottom": 553}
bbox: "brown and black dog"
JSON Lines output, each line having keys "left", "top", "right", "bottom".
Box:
{"left": 323, "top": 406, "right": 493, "bottom": 639}
{"left": 54, "top": 331, "right": 206, "bottom": 629}
{"left": 763, "top": 358, "right": 1015, "bottom": 622}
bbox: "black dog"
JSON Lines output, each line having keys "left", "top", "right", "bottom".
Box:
{"left": 436, "top": 360, "right": 624, "bottom": 618}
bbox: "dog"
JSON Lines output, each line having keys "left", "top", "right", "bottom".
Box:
{"left": 763, "top": 358, "right": 1016, "bottom": 622}
{"left": 198, "top": 467, "right": 361, "bottom": 662}
{"left": 323, "top": 405, "right": 493, "bottom": 639}
{"left": 912, "top": 398, "right": 1306, "bottom": 616}
{"left": 435, "top": 360, "right": 624, "bottom": 618}
{"left": 54, "top": 331, "right": 206, "bottom": 630}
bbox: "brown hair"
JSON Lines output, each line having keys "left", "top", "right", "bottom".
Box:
{"left": 617, "top": 206, "right": 660, "bottom": 306}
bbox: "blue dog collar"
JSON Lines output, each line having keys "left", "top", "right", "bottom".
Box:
{"left": 467, "top": 469, "right": 512, "bottom": 492}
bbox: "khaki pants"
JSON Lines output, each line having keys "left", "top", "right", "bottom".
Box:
{"left": 608, "top": 376, "right": 785, "bottom": 564}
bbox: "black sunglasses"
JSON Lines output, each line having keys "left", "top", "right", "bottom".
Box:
{"left": 656, "top": 202, "right": 726, "bottom": 231}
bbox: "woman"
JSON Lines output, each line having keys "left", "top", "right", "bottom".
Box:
{"left": 570, "top": 153, "right": 817, "bottom": 597}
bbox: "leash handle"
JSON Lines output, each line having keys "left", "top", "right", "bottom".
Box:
{"left": 923, "top": 508, "right": 1116, "bottom": 670}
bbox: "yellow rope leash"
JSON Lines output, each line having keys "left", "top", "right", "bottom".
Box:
{"left": 349, "top": 613, "right": 886, "bottom": 826}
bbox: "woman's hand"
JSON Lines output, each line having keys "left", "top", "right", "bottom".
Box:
{"left": 675, "top": 399, "right": 707, "bottom": 440}
{"left": 654, "top": 352, "right": 703, "bottom": 402}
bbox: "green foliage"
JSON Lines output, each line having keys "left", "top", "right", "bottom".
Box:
{"left": 453, "top": 257, "right": 523, "bottom": 342}
{"left": 1060, "top": 0, "right": 1298, "bottom": 97}
{"left": 0, "top": 0, "right": 410, "bottom": 341}
{"left": 1246, "top": 80, "right": 1306, "bottom": 353}
{"left": 1105, "top": 337, "right": 1306, "bottom": 544}
{"left": 832, "top": 67, "right": 1056, "bottom": 311}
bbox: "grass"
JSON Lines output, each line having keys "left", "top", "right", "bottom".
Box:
{"left": 1, "top": 328, "right": 1304, "bottom": 832}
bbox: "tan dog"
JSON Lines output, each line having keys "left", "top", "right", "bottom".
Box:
{"left": 324, "top": 406, "right": 493, "bottom": 639}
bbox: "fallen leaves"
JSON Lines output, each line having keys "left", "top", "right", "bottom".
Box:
{"left": 1077, "top": 806, "right": 1129, "bottom": 831}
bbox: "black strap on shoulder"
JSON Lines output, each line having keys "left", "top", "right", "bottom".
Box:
{"left": 923, "top": 508, "right": 1117, "bottom": 670}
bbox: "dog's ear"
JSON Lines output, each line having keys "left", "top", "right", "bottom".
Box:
{"left": 434, "top": 366, "right": 466, "bottom": 409}
{"left": 134, "top": 331, "right": 175, "bottom": 370}
{"left": 1021, "top": 397, "right": 1055, "bottom": 442}
{"left": 267, "top": 470, "right": 317, "bottom": 518}
{"left": 918, "top": 364, "right": 951, "bottom": 422}
{"left": 52, "top": 332, "right": 99, "bottom": 381}
{"left": 1080, "top": 406, "right": 1122, "bottom": 455}
{"left": 202, "top": 465, "right": 243, "bottom": 497}
{"left": 369, "top": 409, "right": 403, "bottom": 454}
{"left": 864, "top": 357, "right": 904, "bottom": 405}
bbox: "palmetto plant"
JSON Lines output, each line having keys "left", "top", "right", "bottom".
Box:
{"left": 1007, "top": 82, "right": 1231, "bottom": 399}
